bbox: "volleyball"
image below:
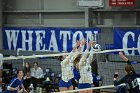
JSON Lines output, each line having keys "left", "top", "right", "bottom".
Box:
{"left": 93, "top": 44, "right": 101, "bottom": 51}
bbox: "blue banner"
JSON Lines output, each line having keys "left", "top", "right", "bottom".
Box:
{"left": 3, "top": 27, "right": 100, "bottom": 52}
{"left": 114, "top": 29, "right": 140, "bottom": 55}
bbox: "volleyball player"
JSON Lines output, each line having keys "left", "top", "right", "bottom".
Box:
{"left": 78, "top": 41, "right": 95, "bottom": 93}
{"left": 113, "top": 51, "right": 140, "bottom": 93}
{"left": 58, "top": 39, "right": 86, "bottom": 92}
{"left": 72, "top": 56, "right": 81, "bottom": 90}
{"left": 6, "top": 69, "right": 28, "bottom": 93}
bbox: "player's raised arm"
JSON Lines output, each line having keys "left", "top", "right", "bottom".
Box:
{"left": 72, "top": 40, "right": 81, "bottom": 52}
{"left": 70, "top": 39, "right": 86, "bottom": 62}
{"left": 118, "top": 51, "right": 129, "bottom": 62}
{"left": 87, "top": 41, "right": 95, "bottom": 64}
{"left": 77, "top": 39, "right": 86, "bottom": 52}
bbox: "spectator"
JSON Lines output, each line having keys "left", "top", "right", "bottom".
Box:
{"left": 30, "top": 62, "right": 44, "bottom": 89}
{"left": 6, "top": 69, "right": 28, "bottom": 93}
{"left": 23, "top": 62, "right": 31, "bottom": 90}
{"left": 24, "top": 62, "right": 31, "bottom": 78}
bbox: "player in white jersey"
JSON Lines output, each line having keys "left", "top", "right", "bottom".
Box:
{"left": 78, "top": 41, "right": 95, "bottom": 93}
{"left": 58, "top": 39, "right": 86, "bottom": 92}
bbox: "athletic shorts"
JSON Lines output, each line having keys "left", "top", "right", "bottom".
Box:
{"left": 78, "top": 83, "right": 91, "bottom": 89}
{"left": 71, "top": 78, "right": 78, "bottom": 87}
{"left": 59, "top": 79, "right": 72, "bottom": 88}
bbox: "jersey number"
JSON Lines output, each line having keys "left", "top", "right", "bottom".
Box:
{"left": 132, "top": 78, "right": 138, "bottom": 88}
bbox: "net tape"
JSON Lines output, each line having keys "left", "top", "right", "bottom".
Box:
{"left": 1, "top": 48, "right": 140, "bottom": 61}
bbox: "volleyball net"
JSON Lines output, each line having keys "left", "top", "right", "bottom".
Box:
{"left": 1, "top": 48, "right": 140, "bottom": 93}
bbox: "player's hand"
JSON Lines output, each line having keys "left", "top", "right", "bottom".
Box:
{"left": 114, "top": 72, "right": 118, "bottom": 78}
{"left": 91, "top": 41, "right": 96, "bottom": 46}
{"left": 87, "top": 41, "right": 93, "bottom": 48}
{"left": 13, "top": 88, "right": 18, "bottom": 91}
{"left": 15, "top": 86, "right": 20, "bottom": 91}
{"left": 119, "top": 51, "right": 123, "bottom": 55}
{"left": 81, "top": 39, "right": 86, "bottom": 46}
{"left": 24, "top": 89, "right": 28, "bottom": 93}
{"left": 76, "top": 40, "right": 81, "bottom": 47}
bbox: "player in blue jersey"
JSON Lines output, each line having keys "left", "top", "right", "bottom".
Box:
{"left": 113, "top": 52, "right": 140, "bottom": 93}
{"left": 6, "top": 69, "right": 28, "bottom": 93}
{"left": 72, "top": 56, "right": 81, "bottom": 90}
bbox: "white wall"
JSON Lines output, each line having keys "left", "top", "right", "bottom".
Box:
{"left": 2, "top": 0, "right": 140, "bottom": 49}
{"left": 3, "top": 0, "right": 140, "bottom": 27}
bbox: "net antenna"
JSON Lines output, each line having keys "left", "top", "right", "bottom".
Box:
{"left": 78, "top": 0, "right": 104, "bottom": 8}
